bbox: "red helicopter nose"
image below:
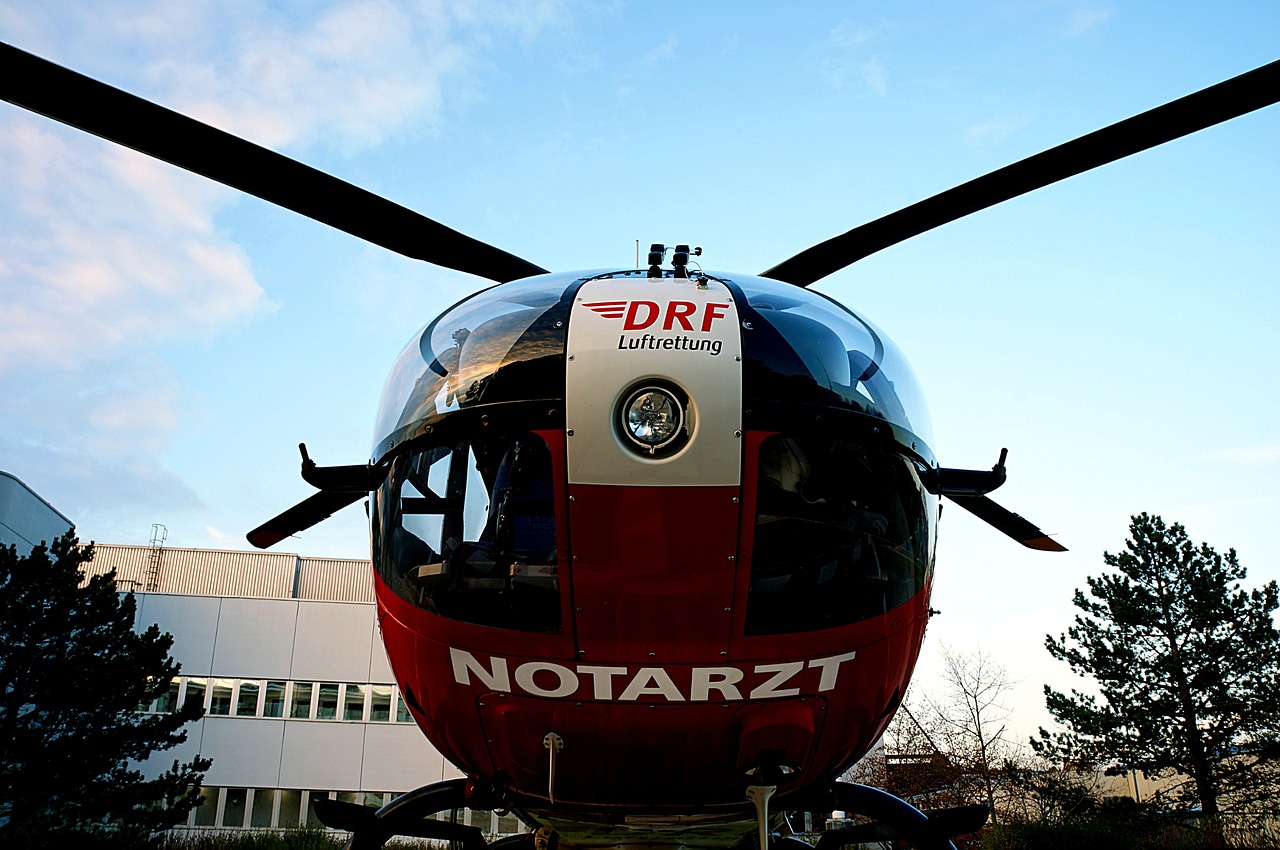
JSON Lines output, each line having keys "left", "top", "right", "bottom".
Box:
{"left": 369, "top": 269, "right": 937, "bottom": 814}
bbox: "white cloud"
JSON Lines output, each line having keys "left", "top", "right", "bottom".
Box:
{"left": 817, "top": 18, "right": 889, "bottom": 95}
{"left": 1063, "top": 6, "right": 1111, "bottom": 38}
{"left": 0, "top": 126, "right": 267, "bottom": 373}
{"left": 125, "top": 2, "right": 473, "bottom": 153}
{"left": 612, "top": 32, "right": 680, "bottom": 105}
{"left": 2, "top": 0, "right": 570, "bottom": 362}
{"left": 0, "top": 0, "right": 567, "bottom": 529}
{"left": 640, "top": 33, "right": 678, "bottom": 66}
{"left": 829, "top": 18, "right": 876, "bottom": 50}
{"left": 0, "top": 374, "right": 205, "bottom": 534}
{"left": 862, "top": 58, "right": 889, "bottom": 96}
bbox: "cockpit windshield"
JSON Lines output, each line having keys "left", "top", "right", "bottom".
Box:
{"left": 732, "top": 275, "right": 933, "bottom": 455}
{"left": 372, "top": 431, "right": 561, "bottom": 632}
{"left": 744, "top": 432, "right": 934, "bottom": 633}
{"left": 373, "top": 275, "right": 577, "bottom": 461}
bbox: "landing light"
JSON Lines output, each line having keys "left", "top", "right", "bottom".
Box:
{"left": 620, "top": 386, "right": 685, "bottom": 454}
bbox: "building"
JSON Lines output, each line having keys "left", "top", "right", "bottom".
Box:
{"left": 0, "top": 470, "right": 517, "bottom": 835}
{"left": 86, "top": 542, "right": 521, "bottom": 835}
{"left": 0, "top": 471, "right": 73, "bottom": 553}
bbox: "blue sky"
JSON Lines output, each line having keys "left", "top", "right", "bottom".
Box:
{"left": 2, "top": 1, "right": 1276, "bottom": 743}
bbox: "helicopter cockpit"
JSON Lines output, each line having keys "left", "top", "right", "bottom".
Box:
{"left": 370, "top": 270, "right": 937, "bottom": 639}
{"left": 729, "top": 276, "right": 937, "bottom": 635}
{"left": 371, "top": 275, "right": 575, "bottom": 633}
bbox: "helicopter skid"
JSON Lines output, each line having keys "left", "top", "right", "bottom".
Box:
{"left": 318, "top": 776, "right": 980, "bottom": 850}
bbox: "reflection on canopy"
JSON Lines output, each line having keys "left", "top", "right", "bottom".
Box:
{"left": 374, "top": 274, "right": 579, "bottom": 460}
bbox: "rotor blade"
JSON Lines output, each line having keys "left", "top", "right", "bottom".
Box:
{"left": 946, "top": 494, "right": 1067, "bottom": 552}
{"left": 0, "top": 42, "right": 547, "bottom": 283}
{"left": 763, "top": 59, "right": 1280, "bottom": 286}
{"left": 247, "top": 490, "right": 365, "bottom": 549}
{"left": 310, "top": 798, "right": 488, "bottom": 843}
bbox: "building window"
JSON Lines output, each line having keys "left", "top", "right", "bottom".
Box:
{"left": 278, "top": 789, "right": 303, "bottom": 828}
{"left": 165, "top": 676, "right": 410, "bottom": 723}
{"left": 236, "top": 682, "right": 260, "bottom": 717}
{"left": 184, "top": 678, "right": 207, "bottom": 712}
{"left": 250, "top": 788, "right": 275, "bottom": 828}
{"left": 317, "top": 683, "right": 340, "bottom": 720}
{"left": 264, "top": 681, "right": 286, "bottom": 718}
{"left": 193, "top": 786, "right": 219, "bottom": 826}
{"left": 209, "top": 679, "right": 234, "bottom": 716}
{"left": 290, "top": 682, "right": 313, "bottom": 719}
{"left": 395, "top": 691, "right": 412, "bottom": 723}
{"left": 369, "top": 685, "right": 392, "bottom": 722}
{"left": 223, "top": 787, "right": 248, "bottom": 828}
{"left": 155, "top": 679, "right": 180, "bottom": 713}
{"left": 343, "top": 684, "right": 366, "bottom": 721}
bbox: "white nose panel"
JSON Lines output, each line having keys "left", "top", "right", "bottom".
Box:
{"left": 565, "top": 276, "right": 743, "bottom": 486}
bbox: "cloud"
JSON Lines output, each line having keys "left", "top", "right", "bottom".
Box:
{"left": 0, "top": 122, "right": 267, "bottom": 374}
{"left": 861, "top": 58, "right": 889, "bottom": 96}
{"left": 640, "top": 33, "right": 678, "bottom": 66}
{"left": 1063, "top": 6, "right": 1111, "bottom": 38}
{"left": 612, "top": 32, "right": 679, "bottom": 104}
{"left": 829, "top": 18, "right": 876, "bottom": 50}
{"left": 817, "top": 18, "right": 889, "bottom": 95}
{"left": 990, "top": 2, "right": 1111, "bottom": 41}
{"left": 0, "top": 381, "right": 204, "bottom": 535}
{"left": 141, "top": 0, "right": 481, "bottom": 153}
{"left": 0, "top": 1, "right": 567, "bottom": 533}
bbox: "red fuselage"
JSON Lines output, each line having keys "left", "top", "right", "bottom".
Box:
{"left": 368, "top": 270, "right": 939, "bottom": 833}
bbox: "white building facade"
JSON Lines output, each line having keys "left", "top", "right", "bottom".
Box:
{"left": 87, "top": 543, "right": 519, "bottom": 835}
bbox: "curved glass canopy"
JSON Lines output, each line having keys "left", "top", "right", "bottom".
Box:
{"left": 373, "top": 270, "right": 933, "bottom": 465}
{"left": 728, "top": 274, "right": 933, "bottom": 458}
{"left": 373, "top": 273, "right": 584, "bottom": 462}
{"left": 370, "top": 269, "right": 937, "bottom": 635}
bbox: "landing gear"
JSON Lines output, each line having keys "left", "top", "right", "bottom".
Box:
{"left": 746, "top": 771, "right": 779, "bottom": 850}
{"left": 793, "top": 781, "right": 989, "bottom": 850}
{"left": 315, "top": 777, "right": 987, "bottom": 850}
{"left": 312, "top": 778, "right": 505, "bottom": 850}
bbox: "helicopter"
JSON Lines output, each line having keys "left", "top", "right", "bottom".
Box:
{"left": 3, "top": 39, "right": 1278, "bottom": 850}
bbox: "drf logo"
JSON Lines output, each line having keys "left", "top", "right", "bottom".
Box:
{"left": 584, "top": 300, "right": 730, "bottom": 333}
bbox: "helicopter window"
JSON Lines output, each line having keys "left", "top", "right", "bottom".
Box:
{"left": 738, "top": 277, "right": 932, "bottom": 449}
{"left": 374, "top": 277, "right": 572, "bottom": 456}
{"left": 373, "top": 432, "right": 561, "bottom": 633}
{"left": 743, "top": 434, "right": 935, "bottom": 635}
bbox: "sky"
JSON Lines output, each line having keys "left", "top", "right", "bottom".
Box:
{"left": 1, "top": 1, "right": 1277, "bottom": 747}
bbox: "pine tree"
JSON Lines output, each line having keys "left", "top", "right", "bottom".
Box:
{"left": 1034, "top": 513, "right": 1280, "bottom": 825}
{"left": 0, "top": 533, "right": 211, "bottom": 844}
